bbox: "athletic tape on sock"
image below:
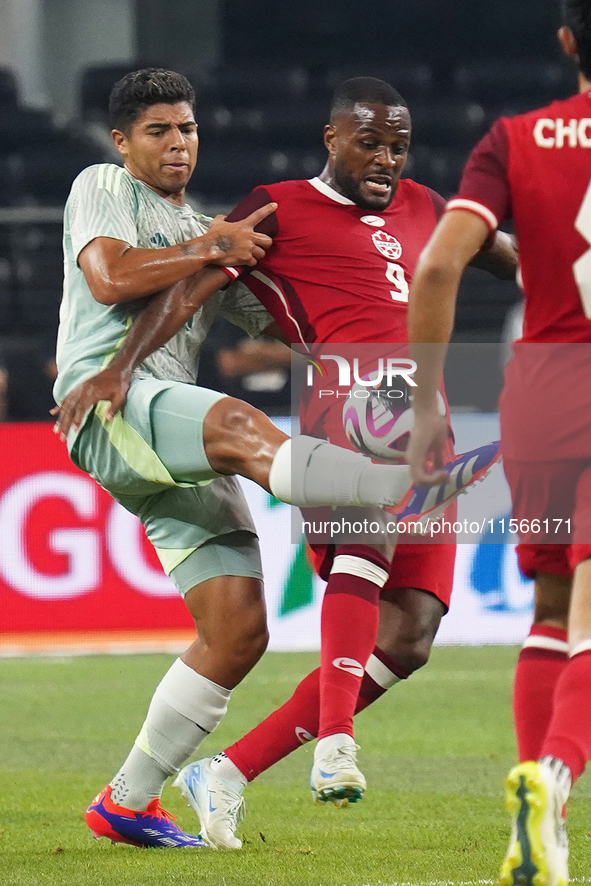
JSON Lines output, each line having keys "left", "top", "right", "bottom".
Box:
{"left": 364, "top": 652, "right": 402, "bottom": 690}
{"left": 570, "top": 639, "right": 591, "bottom": 657}
{"left": 330, "top": 554, "right": 389, "bottom": 587}
{"left": 523, "top": 634, "right": 569, "bottom": 654}
{"left": 539, "top": 755, "right": 572, "bottom": 797}
{"left": 155, "top": 658, "right": 231, "bottom": 733}
{"left": 268, "top": 438, "right": 292, "bottom": 502}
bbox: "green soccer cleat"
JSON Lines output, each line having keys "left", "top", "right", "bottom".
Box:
{"left": 499, "top": 761, "right": 568, "bottom": 886}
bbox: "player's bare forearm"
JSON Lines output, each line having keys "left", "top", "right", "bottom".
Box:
{"left": 406, "top": 279, "right": 455, "bottom": 484}
{"left": 470, "top": 229, "right": 518, "bottom": 280}
{"left": 111, "top": 267, "right": 230, "bottom": 375}
{"left": 408, "top": 209, "right": 491, "bottom": 355}
{"left": 51, "top": 267, "right": 229, "bottom": 438}
{"left": 407, "top": 210, "right": 489, "bottom": 483}
{"left": 79, "top": 203, "right": 276, "bottom": 305}
{"left": 78, "top": 239, "right": 225, "bottom": 305}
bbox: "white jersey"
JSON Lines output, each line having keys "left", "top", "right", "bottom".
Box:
{"left": 55, "top": 163, "right": 272, "bottom": 402}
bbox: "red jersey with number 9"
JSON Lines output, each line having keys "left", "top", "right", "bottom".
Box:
{"left": 222, "top": 176, "right": 444, "bottom": 346}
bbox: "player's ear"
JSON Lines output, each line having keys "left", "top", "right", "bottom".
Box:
{"left": 111, "top": 129, "right": 128, "bottom": 158}
{"left": 558, "top": 25, "right": 578, "bottom": 60}
{"left": 324, "top": 124, "right": 337, "bottom": 155}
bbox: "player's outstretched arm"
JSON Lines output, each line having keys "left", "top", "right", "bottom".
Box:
{"left": 407, "top": 208, "right": 490, "bottom": 484}
{"left": 52, "top": 264, "right": 233, "bottom": 438}
{"left": 79, "top": 203, "right": 276, "bottom": 305}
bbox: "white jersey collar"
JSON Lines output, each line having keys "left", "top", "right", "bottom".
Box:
{"left": 308, "top": 176, "right": 356, "bottom": 205}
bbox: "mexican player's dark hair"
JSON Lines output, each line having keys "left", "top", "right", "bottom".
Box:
{"left": 109, "top": 68, "right": 196, "bottom": 133}
{"left": 330, "top": 77, "right": 407, "bottom": 121}
{"left": 563, "top": 0, "right": 591, "bottom": 79}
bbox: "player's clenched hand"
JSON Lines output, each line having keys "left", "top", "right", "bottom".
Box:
{"left": 50, "top": 366, "right": 132, "bottom": 441}
{"left": 206, "top": 202, "right": 277, "bottom": 267}
{"left": 406, "top": 411, "right": 450, "bottom": 486}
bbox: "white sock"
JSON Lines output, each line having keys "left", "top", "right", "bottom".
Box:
{"left": 210, "top": 751, "right": 248, "bottom": 788}
{"left": 110, "top": 659, "right": 231, "bottom": 810}
{"left": 539, "top": 755, "right": 572, "bottom": 802}
{"left": 314, "top": 732, "right": 356, "bottom": 759}
{"left": 269, "top": 436, "right": 411, "bottom": 508}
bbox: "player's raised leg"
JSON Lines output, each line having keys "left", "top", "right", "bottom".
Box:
{"left": 202, "top": 396, "right": 501, "bottom": 514}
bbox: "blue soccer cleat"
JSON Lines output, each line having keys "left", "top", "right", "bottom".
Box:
{"left": 395, "top": 440, "right": 501, "bottom": 530}
{"left": 85, "top": 785, "right": 208, "bottom": 848}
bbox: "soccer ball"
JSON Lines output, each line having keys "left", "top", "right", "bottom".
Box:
{"left": 342, "top": 376, "right": 446, "bottom": 462}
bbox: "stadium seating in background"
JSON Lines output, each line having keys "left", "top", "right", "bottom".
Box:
{"left": 195, "top": 64, "right": 310, "bottom": 108}
{"left": 0, "top": 157, "right": 15, "bottom": 206}
{"left": 0, "top": 259, "right": 11, "bottom": 331}
{"left": 0, "top": 65, "right": 108, "bottom": 419}
{"left": 80, "top": 62, "right": 161, "bottom": 121}
{"left": 453, "top": 59, "right": 575, "bottom": 108}
{"left": 0, "top": 67, "right": 108, "bottom": 207}
{"left": 322, "top": 64, "right": 434, "bottom": 104}
{"left": 0, "top": 108, "right": 57, "bottom": 156}
{"left": 0, "top": 67, "right": 18, "bottom": 109}
{"left": 409, "top": 100, "right": 488, "bottom": 148}
{"left": 190, "top": 142, "right": 325, "bottom": 204}
{"left": 403, "top": 145, "right": 468, "bottom": 200}
{"left": 13, "top": 221, "right": 64, "bottom": 330}
{"left": 12, "top": 138, "right": 103, "bottom": 205}
{"left": 0, "top": 333, "right": 56, "bottom": 420}
{"left": 194, "top": 100, "right": 328, "bottom": 150}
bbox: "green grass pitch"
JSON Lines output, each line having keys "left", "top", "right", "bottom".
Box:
{"left": 3, "top": 646, "right": 591, "bottom": 886}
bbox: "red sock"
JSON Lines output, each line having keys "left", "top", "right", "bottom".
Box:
{"left": 225, "top": 668, "right": 320, "bottom": 781}
{"left": 225, "top": 646, "right": 407, "bottom": 780}
{"left": 513, "top": 624, "right": 568, "bottom": 761}
{"left": 318, "top": 549, "right": 389, "bottom": 740}
{"left": 541, "top": 649, "right": 591, "bottom": 783}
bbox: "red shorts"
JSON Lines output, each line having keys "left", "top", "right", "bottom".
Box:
{"left": 303, "top": 400, "right": 457, "bottom": 609}
{"left": 310, "top": 540, "right": 456, "bottom": 608}
{"left": 504, "top": 457, "right": 591, "bottom": 578}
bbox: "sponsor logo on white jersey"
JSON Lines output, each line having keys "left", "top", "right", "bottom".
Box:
{"left": 371, "top": 230, "right": 402, "bottom": 260}
{"left": 360, "top": 215, "right": 386, "bottom": 227}
{"left": 295, "top": 726, "right": 315, "bottom": 744}
{"left": 332, "top": 657, "right": 364, "bottom": 677}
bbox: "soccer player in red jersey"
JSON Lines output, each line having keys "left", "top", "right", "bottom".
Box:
{"left": 407, "top": 3, "right": 591, "bottom": 881}
{"left": 55, "top": 77, "right": 514, "bottom": 846}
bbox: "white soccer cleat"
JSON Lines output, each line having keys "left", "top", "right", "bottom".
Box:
{"left": 310, "top": 733, "right": 366, "bottom": 807}
{"left": 173, "top": 758, "right": 245, "bottom": 849}
{"left": 500, "top": 761, "right": 568, "bottom": 886}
